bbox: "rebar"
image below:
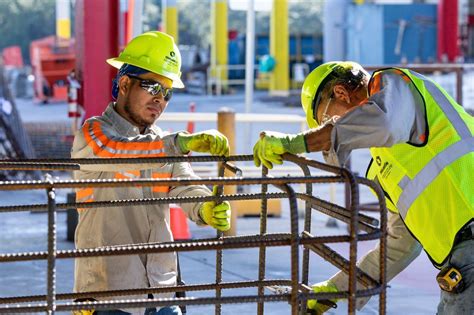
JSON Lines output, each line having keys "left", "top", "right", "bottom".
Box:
{"left": 0, "top": 154, "right": 388, "bottom": 314}
{"left": 45, "top": 174, "right": 56, "bottom": 315}
{"left": 214, "top": 162, "right": 226, "bottom": 315}
{"left": 257, "top": 166, "right": 268, "bottom": 315}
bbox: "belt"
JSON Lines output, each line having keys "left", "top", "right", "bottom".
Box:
{"left": 455, "top": 222, "right": 474, "bottom": 246}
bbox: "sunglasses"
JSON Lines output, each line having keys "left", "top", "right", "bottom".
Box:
{"left": 127, "top": 74, "right": 173, "bottom": 101}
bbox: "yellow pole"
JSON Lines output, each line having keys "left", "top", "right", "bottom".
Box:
{"left": 269, "top": 0, "right": 289, "bottom": 96}
{"left": 217, "top": 108, "right": 237, "bottom": 236}
{"left": 211, "top": 0, "right": 228, "bottom": 92}
{"left": 56, "top": 0, "right": 71, "bottom": 46}
{"left": 162, "top": 0, "right": 179, "bottom": 43}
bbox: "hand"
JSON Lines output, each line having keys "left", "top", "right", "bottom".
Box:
{"left": 178, "top": 130, "right": 229, "bottom": 156}
{"left": 199, "top": 186, "right": 231, "bottom": 232}
{"left": 253, "top": 131, "right": 307, "bottom": 169}
{"left": 307, "top": 280, "right": 338, "bottom": 314}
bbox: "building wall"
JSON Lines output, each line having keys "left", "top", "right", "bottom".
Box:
{"left": 346, "top": 3, "right": 437, "bottom": 65}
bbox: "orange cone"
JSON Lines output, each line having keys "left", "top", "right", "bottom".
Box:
{"left": 170, "top": 204, "right": 191, "bottom": 240}
{"left": 186, "top": 102, "right": 196, "bottom": 133}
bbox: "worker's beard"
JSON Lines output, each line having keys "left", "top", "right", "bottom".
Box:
{"left": 123, "top": 103, "right": 154, "bottom": 131}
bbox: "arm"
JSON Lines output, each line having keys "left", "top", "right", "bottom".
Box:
{"left": 72, "top": 118, "right": 183, "bottom": 172}
{"left": 168, "top": 162, "right": 211, "bottom": 225}
{"left": 169, "top": 163, "right": 231, "bottom": 231}
{"left": 305, "top": 70, "right": 425, "bottom": 166}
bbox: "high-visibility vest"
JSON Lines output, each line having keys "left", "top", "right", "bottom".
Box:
{"left": 366, "top": 68, "right": 474, "bottom": 266}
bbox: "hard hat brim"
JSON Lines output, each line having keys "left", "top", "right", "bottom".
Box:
{"left": 106, "top": 58, "right": 185, "bottom": 89}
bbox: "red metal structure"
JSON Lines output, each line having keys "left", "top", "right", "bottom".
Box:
{"left": 75, "top": 0, "right": 119, "bottom": 119}
{"left": 30, "top": 36, "right": 75, "bottom": 103}
{"left": 437, "top": 0, "right": 460, "bottom": 62}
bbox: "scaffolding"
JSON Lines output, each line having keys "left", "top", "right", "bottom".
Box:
{"left": 0, "top": 154, "right": 388, "bottom": 315}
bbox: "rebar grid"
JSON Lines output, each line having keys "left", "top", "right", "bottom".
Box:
{"left": 0, "top": 154, "right": 387, "bottom": 315}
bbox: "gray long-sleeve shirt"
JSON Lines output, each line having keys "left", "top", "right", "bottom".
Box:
{"left": 329, "top": 69, "right": 427, "bottom": 166}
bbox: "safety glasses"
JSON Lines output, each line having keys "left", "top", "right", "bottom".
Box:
{"left": 312, "top": 74, "right": 335, "bottom": 124}
{"left": 127, "top": 74, "right": 173, "bottom": 101}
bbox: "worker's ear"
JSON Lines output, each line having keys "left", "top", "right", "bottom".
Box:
{"left": 333, "top": 84, "right": 351, "bottom": 104}
{"left": 118, "top": 75, "right": 132, "bottom": 96}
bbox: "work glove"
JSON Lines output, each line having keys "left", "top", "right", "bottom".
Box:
{"left": 253, "top": 131, "right": 307, "bottom": 169}
{"left": 178, "top": 130, "right": 229, "bottom": 156}
{"left": 199, "top": 186, "right": 231, "bottom": 232}
{"left": 307, "top": 280, "right": 338, "bottom": 314}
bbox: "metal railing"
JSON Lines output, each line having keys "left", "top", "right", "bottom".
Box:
{"left": 207, "top": 63, "right": 312, "bottom": 96}
{"left": 207, "top": 64, "right": 263, "bottom": 95}
{"left": 0, "top": 154, "right": 388, "bottom": 314}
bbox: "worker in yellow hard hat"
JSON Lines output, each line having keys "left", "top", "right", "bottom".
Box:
{"left": 253, "top": 61, "right": 474, "bottom": 314}
{"left": 72, "top": 31, "right": 231, "bottom": 315}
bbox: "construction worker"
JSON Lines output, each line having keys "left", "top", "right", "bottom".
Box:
{"left": 71, "top": 31, "right": 231, "bottom": 315}
{"left": 253, "top": 61, "right": 474, "bottom": 314}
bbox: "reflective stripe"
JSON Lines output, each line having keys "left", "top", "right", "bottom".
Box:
{"left": 398, "top": 175, "right": 410, "bottom": 190}
{"left": 114, "top": 170, "right": 141, "bottom": 179}
{"left": 411, "top": 72, "right": 471, "bottom": 138}
{"left": 76, "top": 188, "right": 94, "bottom": 213}
{"left": 397, "top": 137, "right": 474, "bottom": 217}
{"left": 152, "top": 172, "right": 171, "bottom": 193}
{"left": 76, "top": 187, "right": 93, "bottom": 199}
{"left": 85, "top": 122, "right": 165, "bottom": 157}
{"left": 96, "top": 122, "right": 164, "bottom": 150}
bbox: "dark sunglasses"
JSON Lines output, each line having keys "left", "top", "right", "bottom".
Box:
{"left": 127, "top": 74, "right": 173, "bottom": 101}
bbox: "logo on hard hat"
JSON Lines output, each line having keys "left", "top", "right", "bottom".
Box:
{"left": 165, "top": 51, "right": 178, "bottom": 67}
{"left": 376, "top": 156, "right": 382, "bottom": 166}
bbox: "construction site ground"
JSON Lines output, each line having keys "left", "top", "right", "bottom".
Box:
{"left": 1, "top": 91, "right": 443, "bottom": 314}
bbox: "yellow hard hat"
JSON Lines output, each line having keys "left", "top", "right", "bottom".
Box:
{"left": 301, "top": 61, "right": 363, "bottom": 128}
{"left": 107, "top": 31, "right": 184, "bottom": 88}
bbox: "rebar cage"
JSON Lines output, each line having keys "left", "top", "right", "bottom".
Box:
{"left": 0, "top": 153, "right": 387, "bottom": 315}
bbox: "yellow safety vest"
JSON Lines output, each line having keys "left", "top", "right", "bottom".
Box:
{"left": 366, "top": 68, "right": 474, "bottom": 266}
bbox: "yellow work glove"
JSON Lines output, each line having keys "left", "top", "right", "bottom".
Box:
{"left": 253, "top": 131, "right": 307, "bottom": 169}
{"left": 199, "top": 186, "right": 231, "bottom": 232}
{"left": 178, "top": 130, "right": 229, "bottom": 156}
{"left": 307, "top": 280, "right": 338, "bottom": 314}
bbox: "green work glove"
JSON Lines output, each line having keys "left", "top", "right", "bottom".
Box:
{"left": 253, "top": 131, "right": 307, "bottom": 169}
{"left": 178, "top": 130, "right": 229, "bottom": 156}
{"left": 307, "top": 280, "right": 339, "bottom": 314}
{"left": 199, "top": 186, "right": 231, "bottom": 232}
